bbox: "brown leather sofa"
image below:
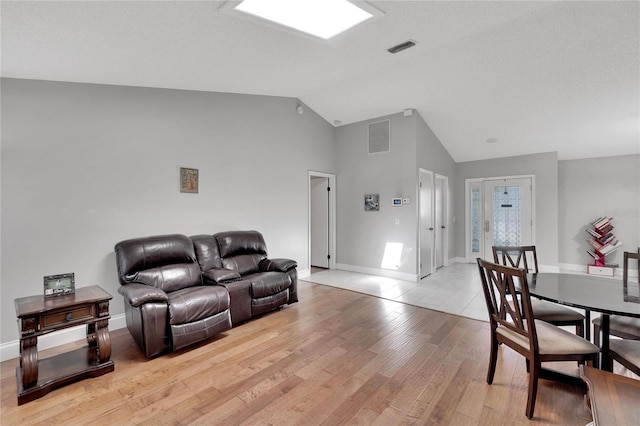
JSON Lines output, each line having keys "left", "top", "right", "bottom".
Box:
{"left": 191, "top": 230, "right": 298, "bottom": 325}
{"left": 114, "top": 231, "right": 298, "bottom": 358}
{"left": 114, "top": 234, "right": 232, "bottom": 358}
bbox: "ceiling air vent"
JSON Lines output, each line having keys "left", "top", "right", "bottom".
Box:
{"left": 387, "top": 40, "right": 416, "bottom": 54}
{"left": 368, "top": 120, "right": 390, "bottom": 154}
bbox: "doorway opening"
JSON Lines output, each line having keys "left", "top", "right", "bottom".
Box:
{"left": 309, "top": 171, "right": 336, "bottom": 273}
{"left": 419, "top": 169, "right": 448, "bottom": 280}
{"left": 465, "top": 175, "right": 535, "bottom": 262}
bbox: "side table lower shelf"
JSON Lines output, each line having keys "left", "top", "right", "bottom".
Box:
{"left": 16, "top": 347, "right": 114, "bottom": 405}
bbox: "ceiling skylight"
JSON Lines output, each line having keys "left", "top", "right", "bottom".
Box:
{"left": 233, "top": 0, "right": 375, "bottom": 40}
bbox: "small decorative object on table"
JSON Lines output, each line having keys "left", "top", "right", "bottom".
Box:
{"left": 586, "top": 217, "right": 622, "bottom": 276}
{"left": 43, "top": 272, "right": 75, "bottom": 298}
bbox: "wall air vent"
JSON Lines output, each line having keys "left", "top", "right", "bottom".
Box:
{"left": 368, "top": 120, "right": 390, "bottom": 154}
{"left": 387, "top": 40, "right": 416, "bottom": 54}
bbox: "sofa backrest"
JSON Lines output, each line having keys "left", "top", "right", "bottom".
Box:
{"left": 191, "top": 234, "right": 223, "bottom": 271}
{"left": 214, "top": 230, "right": 267, "bottom": 275}
{"left": 114, "top": 234, "right": 202, "bottom": 293}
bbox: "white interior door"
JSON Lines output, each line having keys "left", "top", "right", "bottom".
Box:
{"left": 435, "top": 175, "right": 447, "bottom": 269}
{"left": 419, "top": 169, "right": 434, "bottom": 278}
{"left": 310, "top": 177, "right": 329, "bottom": 268}
{"left": 482, "top": 177, "right": 533, "bottom": 260}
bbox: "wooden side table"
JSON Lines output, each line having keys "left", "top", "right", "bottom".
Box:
{"left": 14, "top": 285, "right": 115, "bottom": 405}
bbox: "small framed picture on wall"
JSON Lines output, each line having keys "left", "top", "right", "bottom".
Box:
{"left": 180, "top": 167, "right": 199, "bottom": 193}
{"left": 364, "top": 194, "right": 379, "bottom": 211}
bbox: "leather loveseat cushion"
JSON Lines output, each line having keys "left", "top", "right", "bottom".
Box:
{"left": 191, "top": 234, "right": 223, "bottom": 271}
{"left": 222, "top": 254, "right": 265, "bottom": 275}
{"left": 129, "top": 263, "right": 202, "bottom": 293}
{"left": 216, "top": 230, "right": 267, "bottom": 258}
{"left": 116, "top": 234, "right": 198, "bottom": 280}
{"left": 249, "top": 272, "right": 292, "bottom": 299}
{"left": 168, "top": 285, "right": 230, "bottom": 325}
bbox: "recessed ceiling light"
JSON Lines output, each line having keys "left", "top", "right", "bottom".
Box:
{"left": 232, "top": 0, "right": 375, "bottom": 40}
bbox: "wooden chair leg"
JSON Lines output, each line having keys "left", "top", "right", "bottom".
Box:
{"left": 487, "top": 336, "right": 498, "bottom": 384}
{"left": 526, "top": 360, "right": 540, "bottom": 419}
{"left": 576, "top": 322, "right": 584, "bottom": 338}
{"left": 594, "top": 323, "right": 601, "bottom": 347}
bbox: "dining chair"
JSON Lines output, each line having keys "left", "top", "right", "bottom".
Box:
{"left": 492, "top": 245, "right": 586, "bottom": 337}
{"left": 592, "top": 252, "right": 640, "bottom": 347}
{"left": 609, "top": 339, "right": 640, "bottom": 376}
{"left": 477, "top": 258, "right": 599, "bottom": 419}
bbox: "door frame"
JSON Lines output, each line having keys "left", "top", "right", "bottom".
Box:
{"left": 435, "top": 173, "right": 449, "bottom": 269}
{"left": 464, "top": 174, "right": 536, "bottom": 262}
{"left": 308, "top": 171, "right": 336, "bottom": 271}
{"left": 419, "top": 168, "right": 435, "bottom": 279}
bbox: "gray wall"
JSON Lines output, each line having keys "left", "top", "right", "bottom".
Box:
{"left": 416, "top": 113, "right": 457, "bottom": 261}
{"left": 559, "top": 154, "right": 640, "bottom": 268}
{"left": 1, "top": 78, "right": 336, "bottom": 343}
{"left": 335, "top": 111, "right": 456, "bottom": 276}
{"left": 335, "top": 112, "right": 418, "bottom": 275}
{"left": 454, "top": 152, "right": 559, "bottom": 267}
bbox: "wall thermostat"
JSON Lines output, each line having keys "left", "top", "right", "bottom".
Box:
{"left": 392, "top": 198, "right": 403, "bottom": 206}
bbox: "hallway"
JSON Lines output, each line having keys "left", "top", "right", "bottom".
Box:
{"left": 302, "top": 263, "right": 488, "bottom": 321}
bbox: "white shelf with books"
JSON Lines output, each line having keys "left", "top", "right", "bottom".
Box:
{"left": 585, "top": 216, "right": 621, "bottom": 276}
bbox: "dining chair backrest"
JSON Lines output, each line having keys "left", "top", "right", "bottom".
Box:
{"left": 477, "top": 258, "right": 538, "bottom": 353}
{"left": 492, "top": 245, "right": 539, "bottom": 273}
{"left": 623, "top": 251, "right": 640, "bottom": 285}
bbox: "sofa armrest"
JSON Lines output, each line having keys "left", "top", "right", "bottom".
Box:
{"left": 259, "top": 258, "right": 297, "bottom": 273}
{"left": 118, "top": 283, "right": 168, "bottom": 308}
{"left": 202, "top": 268, "right": 242, "bottom": 284}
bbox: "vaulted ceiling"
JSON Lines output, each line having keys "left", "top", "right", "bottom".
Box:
{"left": 2, "top": 1, "right": 638, "bottom": 162}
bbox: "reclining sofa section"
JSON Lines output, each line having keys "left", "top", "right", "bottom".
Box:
{"left": 114, "top": 231, "right": 297, "bottom": 358}
{"left": 191, "top": 231, "right": 298, "bottom": 324}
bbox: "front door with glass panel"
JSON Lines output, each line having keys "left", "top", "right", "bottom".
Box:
{"left": 466, "top": 177, "right": 534, "bottom": 261}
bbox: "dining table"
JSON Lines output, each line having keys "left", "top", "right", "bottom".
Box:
{"left": 525, "top": 272, "right": 640, "bottom": 371}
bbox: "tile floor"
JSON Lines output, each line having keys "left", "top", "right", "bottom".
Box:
{"left": 302, "top": 262, "right": 489, "bottom": 321}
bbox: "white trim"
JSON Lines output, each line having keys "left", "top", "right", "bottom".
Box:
{"left": 435, "top": 173, "right": 449, "bottom": 269}
{"left": 298, "top": 268, "right": 311, "bottom": 279}
{"left": 0, "top": 313, "right": 126, "bottom": 362}
{"left": 336, "top": 263, "right": 418, "bottom": 283}
{"left": 308, "top": 170, "right": 337, "bottom": 271}
{"left": 418, "top": 168, "right": 435, "bottom": 279}
{"left": 559, "top": 262, "right": 638, "bottom": 279}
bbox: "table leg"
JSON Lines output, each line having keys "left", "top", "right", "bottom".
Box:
{"left": 600, "top": 314, "right": 612, "bottom": 371}
{"left": 19, "top": 336, "right": 38, "bottom": 388}
{"left": 584, "top": 309, "right": 590, "bottom": 341}
{"left": 95, "top": 319, "right": 111, "bottom": 363}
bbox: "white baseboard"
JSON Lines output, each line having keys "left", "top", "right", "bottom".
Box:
{"left": 539, "top": 264, "right": 561, "bottom": 273}
{"left": 335, "top": 263, "right": 418, "bottom": 282}
{"left": 297, "top": 268, "right": 311, "bottom": 279}
{"left": 0, "top": 313, "right": 126, "bottom": 362}
{"left": 559, "top": 262, "right": 638, "bottom": 278}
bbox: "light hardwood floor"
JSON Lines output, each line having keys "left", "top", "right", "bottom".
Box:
{"left": 1, "top": 280, "right": 593, "bottom": 425}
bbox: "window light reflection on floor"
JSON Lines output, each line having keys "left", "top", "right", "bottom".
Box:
{"left": 381, "top": 242, "right": 403, "bottom": 270}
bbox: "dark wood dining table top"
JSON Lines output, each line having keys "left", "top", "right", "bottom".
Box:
{"left": 526, "top": 272, "right": 640, "bottom": 318}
